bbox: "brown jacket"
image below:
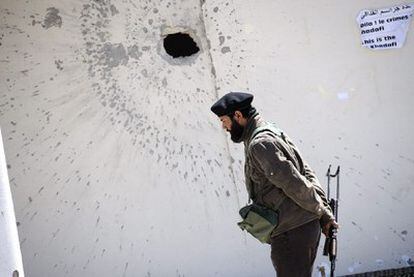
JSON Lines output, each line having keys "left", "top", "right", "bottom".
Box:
{"left": 242, "top": 113, "right": 334, "bottom": 237}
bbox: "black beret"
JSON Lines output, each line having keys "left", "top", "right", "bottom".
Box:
{"left": 210, "top": 92, "right": 253, "bottom": 116}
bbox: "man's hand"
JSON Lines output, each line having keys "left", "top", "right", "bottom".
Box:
{"left": 322, "top": 219, "right": 339, "bottom": 237}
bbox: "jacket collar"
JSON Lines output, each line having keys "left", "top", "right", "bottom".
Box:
{"left": 241, "top": 112, "right": 266, "bottom": 147}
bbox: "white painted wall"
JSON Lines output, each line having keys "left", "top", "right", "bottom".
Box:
{"left": 0, "top": 0, "right": 413, "bottom": 276}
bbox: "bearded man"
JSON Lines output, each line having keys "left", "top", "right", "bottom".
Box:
{"left": 210, "top": 92, "right": 338, "bottom": 277}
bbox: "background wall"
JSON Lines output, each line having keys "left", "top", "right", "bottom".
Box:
{"left": 0, "top": 0, "right": 413, "bottom": 276}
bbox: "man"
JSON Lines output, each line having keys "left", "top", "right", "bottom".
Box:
{"left": 210, "top": 92, "right": 338, "bottom": 277}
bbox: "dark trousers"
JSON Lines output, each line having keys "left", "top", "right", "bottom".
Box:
{"left": 270, "top": 219, "right": 321, "bottom": 277}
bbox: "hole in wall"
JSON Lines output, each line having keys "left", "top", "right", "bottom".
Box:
{"left": 163, "top": 32, "right": 200, "bottom": 58}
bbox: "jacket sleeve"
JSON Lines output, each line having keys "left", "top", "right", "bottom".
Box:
{"left": 303, "top": 163, "right": 335, "bottom": 226}
{"left": 250, "top": 139, "right": 334, "bottom": 222}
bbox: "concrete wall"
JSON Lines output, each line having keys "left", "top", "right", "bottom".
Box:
{"left": 0, "top": 0, "right": 413, "bottom": 276}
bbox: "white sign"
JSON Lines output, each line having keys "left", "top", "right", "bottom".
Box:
{"left": 357, "top": 3, "right": 414, "bottom": 50}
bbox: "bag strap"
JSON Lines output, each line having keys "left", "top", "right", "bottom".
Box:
{"left": 246, "top": 123, "right": 284, "bottom": 202}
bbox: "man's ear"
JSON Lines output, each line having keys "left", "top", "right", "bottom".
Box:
{"left": 234, "top": 110, "right": 243, "bottom": 120}
{"left": 234, "top": 110, "right": 248, "bottom": 126}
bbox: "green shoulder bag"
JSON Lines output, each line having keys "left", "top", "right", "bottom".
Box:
{"left": 237, "top": 203, "right": 279, "bottom": 244}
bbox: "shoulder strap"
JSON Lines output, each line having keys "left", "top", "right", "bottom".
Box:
{"left": 245, "top": 123, "right": 283, "bottom": 202}
{"left": 246, "top": 123, "right": 288, "bottom": 205}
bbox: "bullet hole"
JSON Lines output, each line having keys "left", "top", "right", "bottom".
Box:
{"left": 163, "top": 32, "right": 199, "bottom": 58}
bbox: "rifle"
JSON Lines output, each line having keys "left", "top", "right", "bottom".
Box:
{"left": 323, "top": 165, "right": 340, "bottom": 277}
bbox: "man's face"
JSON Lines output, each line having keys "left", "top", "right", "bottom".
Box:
{"left": 219, "top": 115, "right": 232, "bottom": 131}
{"left": 219, "top": 114, "right": 244, "bottom": 143}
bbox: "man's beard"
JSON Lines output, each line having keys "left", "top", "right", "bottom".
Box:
{"left": 229, "top": 117, "right": 245, "bottom": 143}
